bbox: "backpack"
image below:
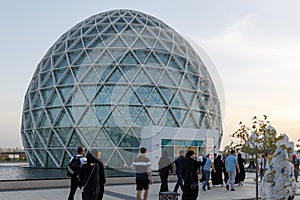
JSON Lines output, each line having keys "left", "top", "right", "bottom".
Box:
{"left": 67, "top": 156, "right": 82, "bottom": 177}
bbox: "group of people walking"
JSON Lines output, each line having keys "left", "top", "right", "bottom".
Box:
{"left": 67, "top": 146, "right": 298, "bottom": 200}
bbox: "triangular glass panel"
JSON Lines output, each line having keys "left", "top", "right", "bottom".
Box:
{"left": 96, "top": 23, "right": 109, "bottom": 33}
{"left": 132, "top": 37, "right": 149, "bottom": 49}
{"left": 41, "top": 88, "right": 53, "bottom": 104}
{"left": 54, "top": 127, "right": 73, "bottom": 144}
{"left": 118, "top": 133, "right": 140, "bottom": 147}
{"left": 91, "top": 129, "right": 114, "bottom": 147}
{"left": 160, "top": 30, "right": 172, "bottom": 41}
{"left": 134, "top": 107, "right": 153, "bottom": 126}
{"left": 49, "top": 132, "right": 62, "bottom": 148}
{"left": 119, "top": 148, "right": 139, "bottom": 168}
{"left": 187, "top": 74, "right": 198, "bottom": 90}
{"left": 69, "top": 39, "right": 83, "bottom": 51}
{"left": 47, "top": 90, "right": 62, "bottom": 106}
{"left": 32, "top": 92, "right": 42, "bottom": 108}
{"left": 141, "top": 27, "right": 156, "bottom": 37}
{"left": 147, "top": 106, "right": 166, "bottom": 125}
{"left": 106, "top": 150, "right": 126, "bottom": 168}
{"left": 38, "top": 110, "right": 50, "bottom": 128}
{"left": 158, "top": 71, "right": 175, "bottom": 87}
{"left": 159, "top": 87, "right": 176, "bottom": 104}
{"left": 60, "top": 69, "right": 75, "bottom": 85}
{"left": 52, "top": 54, "right": 63, "bottom": 69}
{"left": 192, "top": 111, "right": 205, "bottom": 127}
{"left": 55, "top": 108, "right": 73, "bottom": 127}
{"left": 107, "top": 107, "right": 128, "bottom": 127}
{"left": 145, "top": 52, "right": 161, "bottom": 66}
{"left": 132, "top": 68, "right": 152, "bottom": 84}
{"left": 91, "top": 105, "right": 112, "bottom": 124}
{"left": 107, "top": 67, "right": 127, "bottom": 83}
{"left": 120, "top": 51, "right": 138, "bottom": 65}
{"left": 174, "top": 55, "right": 186, "bottom": 70}
{"left": 109, "top": 15, "right": 118, "bottom": 23}
{"left": 69, "top": 29, "right": 81, "bottom": 38}
{"left": 121, "top": 35, "right": 137, "bottom": 47}
{"left": 163, "top": 110, "right": 179, "bottom": 127}
{"left": 78, "top": 127, "right": 99, "bottom": 146}
{"left": 143, "top": 37, "right": 156, "bottom": 48}
{"left": 39, "top": 72, "right": 48, "bottom": 85}
{"left": 87, "top": 36, "right": 105, "bottom": 48}
{"left": 192, "top": 95, "right": 205, "bottom": 111}
{"left": 133, "top": 49, "right": 149, "bottom": 64}
{"left": 67, "top": 50, "right": 80, "bottom": 64}
{"left": 54, "top": 54, "right": 69, "bottom": 69}
{"left": 101, "top": 35, "right": 114, "bottom": 46}
{"left": 172, "top": 108, "right": 188, "bottom": 125}
{"left": 67, "top": 39, "right": 77, "bottom": 49}
{"left": 32, "top": 109, "right": 42, "bottom": 122}
{"left": 133, "top": 85, "right": 154, "bottom": 104}
{"left": 187, "top": 62, "right": 197, "bottom": 74}
{"left": 103, "top": 126, "right": 124, "bottom": 146}
{"left": 74, "top": 51, "right": 91, "bottom": 65}
{"left": 68, "top": 87, "right": 87, "bottom": 105}
{"left": 93, "top": 86, "right": 112, "bottom": 104}
{"left": 57, "top": 86, "right": 73, "bottom": 102}
{"left": 80, "top": 85, "right": 97, "bottom": 102}
{"left": 173, "top": 44, "right": 186, "bottom": 57}
{"left": 81, "top": 68, "right": 99, "bottom": 84}
{"left": 35, "top": 148, "right": 46, "bottom": 164}
{"left": 66, "top": 105, "right": 86, "bottom": 123}
{"left": 181, "top": 75, "right": 193, "bottom": 89}
{"left": 67, "top": 130, "right": 84, "bottom": 147}
{"left": 168, "top": 55, "right": 181, "bottom": 70}
{"left": 154, "top": 40, "right": 167, "bottom": 51}
{"left": 124, "top": 14, "right": 134, "bottom": 23}
{"left": 86, "top": 49, "right": 102, "bottom": 63}
{"left": 123, "top": 25, "right": 136, "bottom": 35}
{"left": 47, "top": 107, "right": 62, "bottom": 124}
{"left": 54, "top": 42, "right": 65, "bottom": 53}
{"left": 105, "top": 85, "right": 127, "bottom": 103}
{"left": 116, "top": 17, "right": 127, "bottom": 24}
{"left": 102, "top": 25, "right": 117, "bottom": 35}
{"left": 24, "top": 112, "right": 33, "bottom": 129}
{"left": 46, "top": 153, "right": 58, "bottom": 167}
{"left": 182, "top": 90, "right": 195, "bottom": 106}
{"left": 71, "top": 66, "right": 89, "bottom": 82}
{"left": 144, "top": 67, "right": 163, "bottom": 83}
{"left": 79, "top": 105, "right": 100, "bottom": 127}
{"left": 39, "top": 128, "right": 51, "bottom": 144}
{"left": 183, "top": 112, "right": 197, "bottom": 128}
{"left": 119, "top": 65, "right": 138, "bottom": 83}
{"left": 82, "top": 36, "right": 94, "bottom": 47}
{"left": 147, "top": 88, "right": 166, "bottom": 106}
{"left": 96, "top": 50, "right": 114, "bottom": 64}
{"left": 114, "top": 23, "right": 127, "bottom": 33}
{"left": 53, "top": 68, "right": 66, "bottom": 83}
{"left": 156, "top": 52, "right": 170, "bottom": 66}
{"left": 109, "top": 49, "right": 127, "bottom": 63}
{"left": 169, "top": 70, "right": 183, "bottom": 86}
{"left": 171, "top": 90, "right": 188, "bottom": 108}
{"left": 85, "top": 26, "right": 98, "bottom": 36}
{"left": 119, "top": 87, "right": 140, "bottom": 105}
{"left": 110, "top": 36, "right": 127, "bottom": 47}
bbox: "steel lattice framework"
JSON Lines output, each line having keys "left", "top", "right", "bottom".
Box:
{"left": 21, "top": 9, "right": 222, "bottom": 168}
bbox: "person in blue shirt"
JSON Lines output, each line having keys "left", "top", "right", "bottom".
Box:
{"left": 202, "top": 154, "right": 216, "bottom": 191}
{"left": 173, "top": 150, "right": 185, "bottom": 193}
{"left": 225, "top": 150, "right": 240, "bottom": 191}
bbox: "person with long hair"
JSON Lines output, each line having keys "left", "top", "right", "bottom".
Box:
{"left": 211, "top": 155, "right": 224, "bottom": 186}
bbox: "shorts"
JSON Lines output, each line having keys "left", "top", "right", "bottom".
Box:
{"left": 136, "top": 180, "right": 150, "bottom": 190}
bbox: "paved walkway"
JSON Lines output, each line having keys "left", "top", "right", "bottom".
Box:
{"left": 0, "top": 175, "right": 299, "bottom": 200}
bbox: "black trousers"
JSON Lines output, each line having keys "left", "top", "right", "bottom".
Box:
{"left": 97, "top": 185, "right": 104, "bottom": 200}
{"left": 159, "top": 174, "right": 169, "bottom": 192}
{"left": 68, "top": 176, "right": 80, "bottom": 200}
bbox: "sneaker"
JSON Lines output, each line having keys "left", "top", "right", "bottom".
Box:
{"left": 231, "top": 188, "right": 235, "bottom": 191}
{"left": 202, "top": 188, "right": 206, "bottom": 191}
{"left": 207, "top": 187, "right": 211, "bottom": 190}
{"left": 226, "top": 185, "right": 229, "bottom": 190}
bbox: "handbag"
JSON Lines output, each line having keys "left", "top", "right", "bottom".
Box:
{"left": 190, "top": 160, "right": 198, "bottom": 190}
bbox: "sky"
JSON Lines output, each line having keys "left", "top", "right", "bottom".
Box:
{"left": 0, "top": 0, "right": 299, "bottom": 149}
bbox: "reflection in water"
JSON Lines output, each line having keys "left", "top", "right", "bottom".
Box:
{"left": 0, "top": 163, "right": 135, "bottom": 180}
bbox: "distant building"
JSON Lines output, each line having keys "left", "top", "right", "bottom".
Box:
{"left": 21, "top": 9, "right": 223, "bottom": 170}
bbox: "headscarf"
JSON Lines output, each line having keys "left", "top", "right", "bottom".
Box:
{"left": 185, "top": 150, "right": 194, "bottom": 159}
{"left": 260, "top": 147, "right": 296, "bottom": 200}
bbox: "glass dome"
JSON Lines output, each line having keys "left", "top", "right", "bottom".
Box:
{"left": 21, "top": 9, "right": 222, "bottom": 168}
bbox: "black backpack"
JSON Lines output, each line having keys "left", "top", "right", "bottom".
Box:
{"left": 66, "top": 156, "right": 82, "bottom": 177}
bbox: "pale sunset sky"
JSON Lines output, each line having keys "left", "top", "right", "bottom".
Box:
{"left": 0, "top": 1, "right": 299, "bottom": 149}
